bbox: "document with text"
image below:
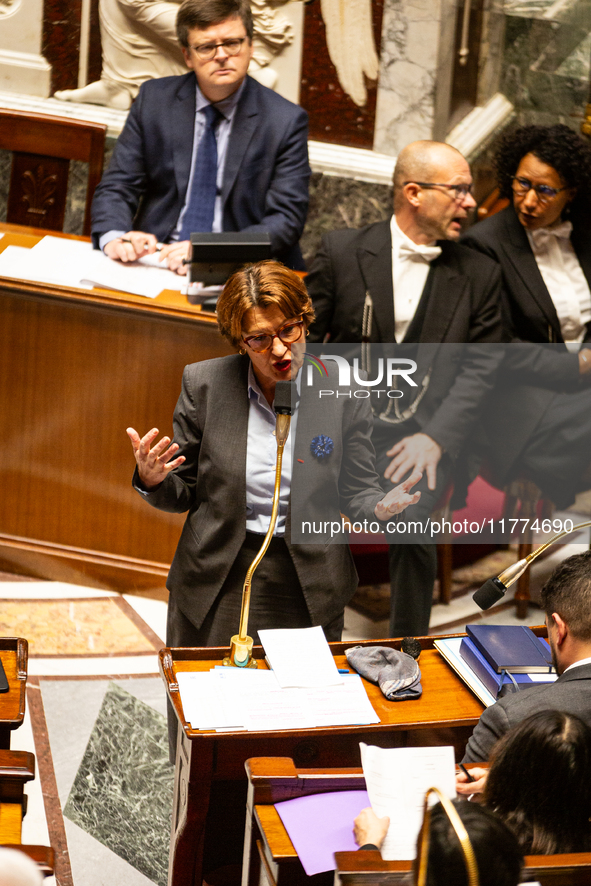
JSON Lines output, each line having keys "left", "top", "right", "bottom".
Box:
{"left": 360, "top": 743, "right": 456, "bottom": 860}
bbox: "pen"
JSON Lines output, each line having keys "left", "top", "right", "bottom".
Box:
{"left": 459, "top": 763, "right": 475, "bottom": 783}
{"left": 338, "top": 668, "right": 350, "bottom": 674}
{"left": 120, "top": 238, "right": 163, "bottom": 252}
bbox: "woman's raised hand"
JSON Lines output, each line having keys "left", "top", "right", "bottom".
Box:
{"left": 126, "top": 427, "right": 185, "bottom": 489}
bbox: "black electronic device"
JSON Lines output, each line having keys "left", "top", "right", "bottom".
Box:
{"left": 188, "top": 231, "right": 272, "bottom": 287}
{"left": 0, "top": 657, "right": 8, "bottom": 693}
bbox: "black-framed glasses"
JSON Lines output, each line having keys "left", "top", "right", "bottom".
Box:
{"left": 404, "top": 181, "right": 473, "bottom": 201}
{"left": 242, "top": 319, "right": 304, "bottom": 353}
{"left": 192, "top": 37, "right": 247, "bottom": 60}
{"left": 512, "top": 177, "right": 567, "bottom": 204}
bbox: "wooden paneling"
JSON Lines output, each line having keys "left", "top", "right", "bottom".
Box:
{"left": 0, "top": 640, "right": 28, "bottom": 749}
{"left": 0, "top": 226, "right": 233, "bottom": 587}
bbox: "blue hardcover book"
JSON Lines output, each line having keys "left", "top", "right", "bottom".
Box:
{"left": 460, "top": 637, "right": 555, "bottom": 699}
{"left": 466, "top": 624, "right": 553, "bottom": 673}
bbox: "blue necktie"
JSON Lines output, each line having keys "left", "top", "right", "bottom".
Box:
{"left": 180, "top": 104, "right": 223, "bottom": 239}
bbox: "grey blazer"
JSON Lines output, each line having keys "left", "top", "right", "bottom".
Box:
{"left": 134, "top": 354, "right": 385, "bottom": 630}
{"left": 462, "top": 662, "right": 591, "bottom": 763}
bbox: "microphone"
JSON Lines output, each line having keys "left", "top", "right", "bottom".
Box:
{"left": 473, "top": 519, "right": 591, "bottom": 610}
{"left": 223, "top": 380, "right": 297, "bottom": 668}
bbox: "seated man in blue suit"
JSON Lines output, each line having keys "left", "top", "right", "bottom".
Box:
{"left": 91, "top": 0, "right": 310, "bottom": 271}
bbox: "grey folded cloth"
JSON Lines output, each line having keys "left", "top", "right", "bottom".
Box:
{"left": 345, "top": 645, "right": 422, "bottom": 700}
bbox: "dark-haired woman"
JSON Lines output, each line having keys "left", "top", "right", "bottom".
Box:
{"left": 354, "top": 798, "right": 523, "bottom": 886}
{"left": 459, "top": 710, "right": 591, "bottom": 856}
{"left": 462, "top": 124, "right": 591, "bottom": 506}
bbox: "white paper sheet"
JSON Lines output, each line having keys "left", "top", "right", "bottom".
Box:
{"left": 0, "top": 235, "right": 184, "bottom": 297}
{"left": 258, "top": 626, "right": 343, "bottom": 688}
{"left": 360, "top": 743, "right": 456, "bottom": 860}
{"left": 305, "top": 675, "right": 380, "bottom": 727}
{"left": 0, "top": 244, "right": 93, "bottom": 288}
{"left": 176, "top": 670, "right": 249, "bottom": 730}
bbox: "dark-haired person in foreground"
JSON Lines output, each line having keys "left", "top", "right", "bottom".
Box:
{"left": 354, "top": 799, "right": 522, "bottom": 886}
{"left": 461, "top": 124, "right": 591, "bottom": 507}
{"left": 91, "top": 0, "right": 310, "bottom": 271}
{"left": 461, "top": 550, "right": 591, "bottom": 763}
{"left": 479, "top": 710, "right": 591, "bottom": 855}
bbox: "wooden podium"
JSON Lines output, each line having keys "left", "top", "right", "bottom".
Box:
{"left": 159, "top": 636, "right": 484, "bottom": 886}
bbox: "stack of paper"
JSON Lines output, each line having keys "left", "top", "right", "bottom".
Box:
{"left": 177, "top": 665, "right": 379, "bottom": 732}
{"left": 176, "top": 627, "right": 381, "bottom": 731}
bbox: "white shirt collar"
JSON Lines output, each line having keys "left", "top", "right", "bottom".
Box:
{"left": 564, "top": 655, "right": 591, "bottom": 674}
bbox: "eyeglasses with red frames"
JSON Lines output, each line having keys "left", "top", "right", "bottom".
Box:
{"left": 242, "top": 319, "right": 305, "bottom": 353}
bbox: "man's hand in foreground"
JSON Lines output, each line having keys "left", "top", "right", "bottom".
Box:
{"left": 384, "top": 433, "right": 442, "bottom": 491}
{"left": 455, "top": 766, "right": 488, "bottom": 798}
{"left": 374, "top": 469, "right": 422, "bottom": 521}
{"left": 104, "top": 231, "right": 158, "bottom": 262}
{"left": 353, "top": 807, "right": 390, "bottom": 850}
{"left": 159, "top": 241, "right": 190, "bottom": 275}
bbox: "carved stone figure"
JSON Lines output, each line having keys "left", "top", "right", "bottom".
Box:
{"left": 320, "top": 0, "right": 379, "bottom": 107}
{"left": 54, "top": 0, "right": 186, "bottom": 110}
{"left": 54, "top": 0, "right": 299, "bottom": 110}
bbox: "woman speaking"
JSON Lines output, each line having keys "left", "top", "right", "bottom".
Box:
{"left": 127, "top": 261, "right": 420, "bottom": 656}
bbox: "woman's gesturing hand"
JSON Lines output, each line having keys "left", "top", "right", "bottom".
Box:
{"left": 126, "top": 427, "right": 186, "bottom": 490}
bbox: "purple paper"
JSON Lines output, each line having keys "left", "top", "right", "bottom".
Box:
{"left": 274, "top": 789, "right": 370, "bottom": 876}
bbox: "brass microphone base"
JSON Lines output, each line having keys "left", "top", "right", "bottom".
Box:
{"left": 222, "top": 634, "right": 257, "bottom": 668}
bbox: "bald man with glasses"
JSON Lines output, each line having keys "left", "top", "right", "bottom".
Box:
{"left": 306, "top": 140, "right": 504, "bottom": 639}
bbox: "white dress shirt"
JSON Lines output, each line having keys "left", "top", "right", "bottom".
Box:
{"left": 390, "top": 215, "right": 441, "bottom": 342}
{"left": 527, "top": 220, "right": 591, "bottom": 343}
{"left": 245, "top": 363, "right": 298, "bottom": 536}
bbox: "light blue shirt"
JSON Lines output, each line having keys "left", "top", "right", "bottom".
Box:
{"left": 245, "top": 364, "right": 299, "bottom": 536}
{"left": 100, "top": 79, "right": 244, "bottom": 251}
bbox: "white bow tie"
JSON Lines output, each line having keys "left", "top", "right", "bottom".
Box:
{"left": 398, "top": 241, "right": 442, "bottom": 262}
{"left": 530, "top": 220, "right": 573, "bottom": 246}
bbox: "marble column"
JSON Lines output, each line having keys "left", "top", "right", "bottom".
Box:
{"left": 0, "top": 0, "right": 51, "bottom": 96}
{"left": 373, "top": 0, "right": 457, "bottom": 155}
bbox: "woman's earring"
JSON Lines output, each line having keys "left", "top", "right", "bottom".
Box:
{"left": 239, "top": 348, "right": 246, "bottom": 355}
{"left": 306, "top": 329, "right": 310, "bottom": 337}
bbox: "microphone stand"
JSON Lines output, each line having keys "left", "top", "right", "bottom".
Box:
{"left": 223, "top": 381, "right": 294, "bottom": 668}
{"left": 473, "top": 519, "right": 591, "bottom": 610}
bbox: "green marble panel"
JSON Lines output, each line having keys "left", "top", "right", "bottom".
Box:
{"left": 64, "top": 682, "right": 174, "bottom": 886}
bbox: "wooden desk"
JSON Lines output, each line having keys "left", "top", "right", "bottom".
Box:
{"left": 334, "top": 850, "right": 591, "bottom": 886}
{"left": 160, "top": 636, "right": 484, "bottom": 886}
{"left": 244, "top": 759, "right": 591, "bottom": 886}
{"left": 0, "top": 639, "right": 27, "bottom": 749}
{"left": 244, "top": 758, "right": 487, "bottom": 886}
{"left": 0, "top": 224, "right": 232, "bottom": 589}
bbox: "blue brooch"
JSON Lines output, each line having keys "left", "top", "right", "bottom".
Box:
{"left": 310, "top": 435, "right": 334, "bottom": 459}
